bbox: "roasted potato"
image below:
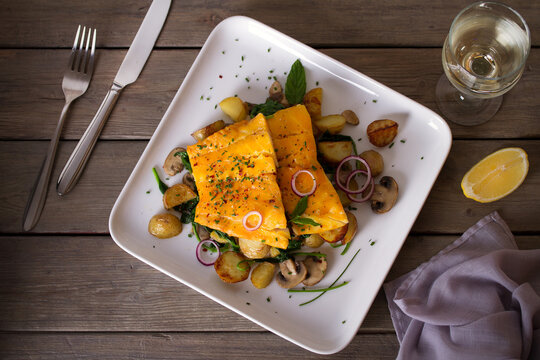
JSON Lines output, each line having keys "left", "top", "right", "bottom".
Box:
{"left": 162, "top": 183, "right": 197, "bottom": 209}
{"left": 210, "top": 230, "right": 230, "bottom": 244}
{"left": 163, "top": 147, "right": 185, "bottom": 176}
{"left": 191, "top": 120, "right": 226, "bottom": 141}
{"left": 359, "top": 150, "right": 384, "bottom": 177}
{"left": 250, "top": 262, "right": 276, "bottom": 289}
{"left": 148, "top": 213, "right": 182, "bottom": 239}
{"left": 238, "top": 238, "right": 270, "bottom": 259}
{"left": 341, "top": 211, "right": 358, "bottom": 244}
{"left": 336, "top": 189, "right": 351, "bottom": 208}
{"left": 303, "top": 87, "right": 322, "bottom": 121}
{"left": 303, "top": 234, "right": 325, "bottom": 248}
{"left": 214, "top": 251, "right": 250, "bottom": 283}
{"left": 367, "top": 119, "right": 398, "bottom": 147}
{"left": 219, "top": 97, "right": 248, "bottom": 122}
{"left": 313, "top": 114, "right": 346, "bottom": 134}
{"left": 269, "top": 246, "right": 281, "bottom": 258}
{"left": 341, "top": 110, "right": 359, "bottom": 125}
{"left": 318, "top": 141, "right": 353, "bottom": 165}
{"left": 319, "top": 223, "right": 349, "bottom": 243}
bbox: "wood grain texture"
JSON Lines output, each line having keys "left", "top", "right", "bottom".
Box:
{"left": 0, "top": 0, "right": 538, "bottom": 48}
{"left": 1, "top": 49, "right": 538, "bottom": 141}
{"left": 0, "top": 235, "right": 537, "bottom": 332}
{"left": 1, "top": 140, "right": 538, "bottom": 234}
{"left": 0, "top": 332, "right": 399, "bottom": 359}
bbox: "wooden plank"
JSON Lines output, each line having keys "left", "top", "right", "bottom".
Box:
{"left": 1, "top": 0, "right": 538, "bottom": 48}
{"left": 0, "top": 235, "right": 537, "bottom": 332}
{"left": 1, "top": 140, "right": 538, "bottom": 234}
{"left": 0, "top": 332, "right": 399, "bottom": 359}
{"left": 1, "top": 49, "right": 538, "bottom": 141}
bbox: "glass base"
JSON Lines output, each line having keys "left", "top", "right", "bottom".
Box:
{"left": 435, "top": 75, "right": 502, "bottom": 126}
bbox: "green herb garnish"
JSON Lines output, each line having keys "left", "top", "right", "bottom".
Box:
{"left": 290, "top": 217, "right": 321, "bottom": 227}
{"left": 285, "top": 59, "right": 306, "bottom": 105}
{"left": 152, "top": 167, "right": 168, "bottom": 194}
{"left": 249, "top": 98, "right": 285, "bottom": 118}
{"left": 288, "top": 281, "right": 349, "bottom": 293}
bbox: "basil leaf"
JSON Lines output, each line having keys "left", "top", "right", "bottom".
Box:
{"left": 175, "top": 150, "right": 192, "bottom": 173}
{"left": 152, "top": 167, "right": 168, "bottom": 194}
{"left": 250, "top": 98, "right": 285, "bottom": 118}
{"left": 290, "top": 217, "right": 321, "bottom": 227}
{"left": 285, "top": 59, "right": 306, "bottom": 105}
{"left": 290, "top": 196, "right": 308, "bottom": 219}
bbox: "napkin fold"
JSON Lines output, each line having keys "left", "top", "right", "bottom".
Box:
{"left": 384, "top": 212, "right": 540, "bottom": 360}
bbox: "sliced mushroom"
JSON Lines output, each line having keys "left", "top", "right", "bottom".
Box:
{"left": 163, "top": 147, "right": 185, "bottom": 176}
{"left": 276, "top": 259, "right": 307, "bottom": 289}
{"left": 370, "top": 176, "right": 398, "bottom": 214}
{"left": 269, "top": 80, "right": 284, "bottom": 102}
{"left": 196, "top": 223, "right": 210, "bottom": 241}
{"left": 182, "top": 172, "right": 196, "bottom": 192}
{"left": 302, "top": 256, "right": 328, "bottom": 286}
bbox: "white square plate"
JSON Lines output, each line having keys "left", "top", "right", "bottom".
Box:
{"left": 109, "top": 16, "right": 451, "bottom": 354}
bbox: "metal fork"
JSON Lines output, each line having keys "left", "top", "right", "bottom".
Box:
{"left": 23, "top": 25, "right": 96, "bottom": 231}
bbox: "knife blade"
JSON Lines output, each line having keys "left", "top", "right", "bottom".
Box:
{"left": 56, "top": 0, "right": 171, "bottom": 195}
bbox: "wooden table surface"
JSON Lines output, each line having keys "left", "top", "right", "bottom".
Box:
{"left": 1, "top": 1, "right": 539, "bottom": 358}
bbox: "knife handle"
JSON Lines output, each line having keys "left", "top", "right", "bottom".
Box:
{"left": 57, "top": 82, "right": 124, "bottom": 195}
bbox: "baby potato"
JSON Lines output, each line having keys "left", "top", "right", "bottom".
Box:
{"left": 238, "top": 238, "right": 270, "bottom": 259}
{"left": 214, "top": 251, "right": 250, "bottom": 283}
{"left": 359, "top": 150, "right": 384, "bottom": 177}
{"left": 303, "top": 234, "right": 325, "bottom": 248}
{"left": 318, "top": 141, "right": 353, "bottom": 165}
{"left": 191, "top": 120, "right": 226, "bottom": 141}
{"left": 367, "top": 119, "right": 398, "bottom": 147}
{"left": 320, "top": 223, "right": 349, "bottom": 243}
{"left": 341, "top": 211, "right": 358, "bottom": 245}
{"left": 219, "top": 96, "right": 248, "bottom": 122}
{"left": 313, "top": 114, "right": 346, "bottom": 134}
{"left": 163, "top": 183, "right": 197, "bottom": 209}
{"left": 336, "top": 188, "right": 352, "bottom": 207}
{"left": 303, "top": 87, "right": 322, "bottom": 121}
{"left": 250, "top": 262, "right": 276, "bottom": 289}
{"left": 269, "top": 246, "right": 281, "bottom": 258}
{"left": 148, "top": 213, "right": 182, "bottom": 239}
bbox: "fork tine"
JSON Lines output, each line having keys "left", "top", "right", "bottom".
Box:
{"left": 87, "top": 29, "right": 97, "bottom": 75}
{"left": 73, "top": 26, "right": 86, "bottom": 72}
{"left": 81, "top": 27, "right": 92, "bottom": 73}
{"left": 68, "top": 25, "right": 81, "bottom": 71}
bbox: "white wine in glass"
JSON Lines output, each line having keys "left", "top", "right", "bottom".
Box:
{"left": 436, "top": 2, "right": 530, "bottom": 126}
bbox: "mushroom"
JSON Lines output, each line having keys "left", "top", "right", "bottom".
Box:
{"left": 268, "top": 80, "right": 284, "bottom": 102}
{"left": 276, "top": 259, "right": 307, "bottom": 289}
{"left": 163, "top": 147, "right": 186, "bottom": 176}
{"left": 370, "top": 176, "right": 398, "bottom": 214}
{"left": 195, "top": 223, "right": 210, "bottom": 241}
{"left": 302, "top": 256, "right": 328, "bottom": 286}
{"left": 182, "top": 172, "right": 196, "bottom": 192}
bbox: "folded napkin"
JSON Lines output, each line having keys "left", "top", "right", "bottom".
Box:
{"left": 384, "top": 212, "right": 540, "bottom": 360}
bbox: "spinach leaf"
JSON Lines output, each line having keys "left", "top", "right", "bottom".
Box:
{"left": 249, "top": 98, "right": 285, "bottom": 118}
{"left": 289, "top": 196, "right": 308, "bottom": 219}
{"left": 177, "top": 197, "right": 199, "bottom": 224}
{"left": 285, "top": 59, "right": 306, "bottom": 105}
{"left": 152, "top": 167, "right": 168, "bottom": 194}
{"left": 174, "top": 150, "right": 192, "bottom": 173}
{"left": 212, "top": 229, "right": 240, "bottom": 251}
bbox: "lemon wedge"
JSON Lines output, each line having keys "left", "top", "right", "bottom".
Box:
{"left": 461, "top": 147, "right": 528, "bottom": 203}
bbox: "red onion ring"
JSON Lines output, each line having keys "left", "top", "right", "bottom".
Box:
{"left": 242, "top": 211, "right": 263, "bottom": 231}
{"left": 196, "top": 239, "right": 221, "bottom": 266}
{"left": 346, "top": 170, "right": 375, "bottom": 203}
{"left": 291, "top": 169, "right": 317, "bottom": 197}
{"left": 335, "top": 155, "right": 372, "bottom": 194}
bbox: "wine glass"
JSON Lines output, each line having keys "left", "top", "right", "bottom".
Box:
{"left": 436, "top": 2, "right": 530, "bottom": 126}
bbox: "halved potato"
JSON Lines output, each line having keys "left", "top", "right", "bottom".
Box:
{"left": 303, "top": 234, "right": 325, "bottom": 248}
{"left": 341, "top": 211, "right": 358, "bottom": 245}
{"left": 214, "top": 251, "right": 250, "bottom": 283}
{"left": 336, "top": 189, "right": 351, "bottom": 208}
{"left": 367, "top": 119, "right": 398, "bottom": 147}
{"left": 313, "top": 114, "right": 346, "bottom": 134}
{"left": 319, "top": 223, "right": 349, "bottom": 243}
{"left": 162, "top": 183, "right": 197, "bottom": 209}
{"left": 191, "top": 120, "right": 226, "bottom": 141}
{"left": 219, "top": 97, "right": 248, "bottom": 122}
{"left": 148, "top": 213, "right": 182, "bottom": 239}
{"left": 210, "top": 230, "right": 229, "bottom": 244}
{"left": 238, "top": 238, "right": 270, "bottom": 259}
{"left": 359, "top": 150, "right": 384, "bottom": 177}
{"left": 341, "top": 110, "right": 359, "bottom": 125}
{"left": 269, "top": 247, "right": 281, "bottom": 258}
{"left": 303, "top": 87, "right": 322, "bottom": 121}
{"left": 318, "top": 141, "right": 353, "bottom": 165}
{"left": 250, "top": 262, "right": 276, "bottom": 289}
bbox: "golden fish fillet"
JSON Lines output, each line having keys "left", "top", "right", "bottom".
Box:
{"left": 266, "top": 105, "right": 348, "bottom": 235}
{"left": 187, "top": 114, "right": 290, "bottom": 249}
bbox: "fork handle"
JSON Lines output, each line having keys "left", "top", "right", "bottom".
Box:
{"left": 23, "top": 100, "right": 73, "bottom": 231}
{"left": 56, "top": 82, "right": 124, "bottom": 195}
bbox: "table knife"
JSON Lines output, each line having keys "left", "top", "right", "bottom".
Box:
{"left": 56, "top": 0, "right": 171, "bottom": 195}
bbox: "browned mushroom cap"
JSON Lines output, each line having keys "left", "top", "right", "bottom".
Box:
{"left": 182, "top": 172, "right": 196, "bottom": 192}
{"left": 302, "top": 256, "right": 328, "bottom": 286}
{"left": 163, "top": 147, "right": 186, "bottom": 176}
{"left": 276, "top": 259, "right": 307, "bottom": 289}
{"left": 370, "top": 176, "right": 398, "bottom": 214}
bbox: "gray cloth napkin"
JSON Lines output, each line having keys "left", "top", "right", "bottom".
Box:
{"left": 383, "top": 212, "right": 540, "bottom": 360}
